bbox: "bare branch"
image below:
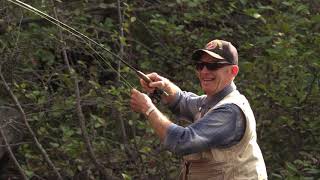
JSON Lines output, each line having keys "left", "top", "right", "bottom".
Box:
{"left": 0, "top": 68, "right": 63, "bottom": 180}
{"left": 51, "top": 3, "right": 117, "bottom": 179}
{"left": 84, "top": 3, "right": 164, "bottom": 14}
{"left": 0, "top": 141, "right": 32, "bottom": 147}
{"left": 117, "top": 0, "right": 124, "bottom": 83}
{"left": 0, "top": 68, "right": 62, "bottom": 180}
{"left": 117, "top": 0, "right": 132, "bottom": 158}
{"left": 0, "top": 127, "right": 27, "bottom": 179}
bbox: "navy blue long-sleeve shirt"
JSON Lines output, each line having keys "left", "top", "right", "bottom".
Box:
{"left": 163, "top": 83, "right": 246, "bottom": 156}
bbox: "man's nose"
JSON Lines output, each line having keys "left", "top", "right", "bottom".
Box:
{"left": 201, "top": 66, "right": 210, "bottom": 73}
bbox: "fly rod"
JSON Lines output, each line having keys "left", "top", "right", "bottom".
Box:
{"left": 7, "top": 0, "right": 168, "bottom": 102}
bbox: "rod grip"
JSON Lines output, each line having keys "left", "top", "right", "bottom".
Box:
{"left": 136, "top": 71, "right": 152, "bottom": 84}
{"left": 136, "top": 71, "right": 169, "bottom": 98}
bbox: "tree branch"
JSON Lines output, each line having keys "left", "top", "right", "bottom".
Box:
{"left": 0, "top": 141, "right": 31, "bottom": 147}
{"left": 51, "top": 3, "right": 116, "bottom": 179}
{"left": 0, "top": 67, "right": 62, "bottom": 179}
{"left": 116, "top": 0, "right": 134, "bottom": 159}
{"left": 84, "top": 3, "right": 162, "bottom": 14}
{"left": 0, "top": 126, "right": 27, "bottom": 179}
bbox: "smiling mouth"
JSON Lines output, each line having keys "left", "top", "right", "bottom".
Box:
{"left": 202, "top": 78, "right": 215, "bottom": 82}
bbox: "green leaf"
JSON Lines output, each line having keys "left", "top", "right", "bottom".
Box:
{"left": 140, "top": 146, "right": 151, "bottom": 153}
{"left": 253, "top": 13, "right": 261, "bottom": 19}
{"left": 286, "top": 162, "right": 298, "bottom": 173}
{"left": 119, "top": 36, "right": 127, "bottom": 45}
{"left": 90, "top": 114, "right": 106, "bottom": 128}
{"left": 130, "top": 17, "right": 136, "bottom": 23}
{"left": 50, "top": 142, "right": 60, "bottom": 148}
{"left": 121, "top": 173, "right": 132, "bottom": 180}
{"left": 271, "top": 173, "right": 283, "bottom": 179}
{"left": 240, "top": 0, "right": 247, "bottom": 5}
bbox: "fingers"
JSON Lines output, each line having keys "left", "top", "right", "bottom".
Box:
{"left": 131, "top": 88, "right": 139, "bottom": 94}
{"left": 131, "top": 88, "right": 142, "bottom": 101}
{"left": 139, "top": 73, "right": 160, "bottom": 85}
{"left": 130, "top": 89, "right": 140, "bottom": 112}
{"left": 145, "top": 72, "right": 161, "bottom": 81}
{"left": 130, "top": 89, "right": 153, "bottom": 114}
{"left": 149, "top": 80, "right": 165, "bottom": 89}
{"left": 140, "top": 79, "right": 155, "bottom": 93}
{"left": 139, "top": 72, "right": 162, "bottom": 93}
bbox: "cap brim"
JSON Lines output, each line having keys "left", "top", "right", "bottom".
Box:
{"left": 192, "top": 49, "right": 224, "bottom": 61}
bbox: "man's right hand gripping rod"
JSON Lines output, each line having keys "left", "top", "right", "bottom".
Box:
{"left": 136, "top": 71, "right": 169, "bottom": 104}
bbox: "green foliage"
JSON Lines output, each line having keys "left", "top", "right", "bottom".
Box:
{"left": 0, "top": 0, "right": 319, "bottom": 179}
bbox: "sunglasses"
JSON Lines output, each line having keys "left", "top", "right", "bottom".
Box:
{"left": 195, "top": 61, "right": 232, "bottom": 71}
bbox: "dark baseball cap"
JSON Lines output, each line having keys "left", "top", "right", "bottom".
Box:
{"left": 192, "top": 39, "right": 238, "bottom": 65}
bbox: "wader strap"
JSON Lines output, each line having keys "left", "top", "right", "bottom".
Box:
{"left": 179, "top": 161, "right": 190, "bottom": 180}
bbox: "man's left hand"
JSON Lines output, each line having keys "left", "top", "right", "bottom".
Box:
{"left": 130, "top": 89, "right": 155, "bottom": 115}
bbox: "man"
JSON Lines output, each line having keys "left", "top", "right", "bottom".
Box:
{"left": 130, "top": 39, "right": 268, "bottom": 180}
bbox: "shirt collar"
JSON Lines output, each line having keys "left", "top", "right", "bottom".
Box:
{"left": 203, "top": 82, "right": 236, "bottom": 109}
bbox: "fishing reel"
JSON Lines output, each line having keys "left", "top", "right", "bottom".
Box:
{"left": 149, "top": 89, "right": 166, "bottom": 104}
{"left": 136, "top": 71, "right": 169, "bottom": 104}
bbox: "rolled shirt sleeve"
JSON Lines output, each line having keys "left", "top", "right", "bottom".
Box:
{"left": 163, "top": 103, "right": 245, "bottom": 156}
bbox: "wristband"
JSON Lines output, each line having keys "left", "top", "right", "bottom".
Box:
{"left": 145, "top": 106, "right": 155, "bottom": 116}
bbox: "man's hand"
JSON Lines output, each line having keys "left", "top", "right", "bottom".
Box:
{"left": 139, "top": 73, "right": 181, "bottom": 104}
{"left": 130, "top": 89, "right": 155, "bottom": 116}
{"left": 130, "top": 88, "right": 173, "bottom": 141}
{"left": 139, "top": 73, "right": 167, "bottom": 93}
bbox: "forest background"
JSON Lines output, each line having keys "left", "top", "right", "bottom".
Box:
{"left": 0, "top": 0, "right": 319, "bottom": 179}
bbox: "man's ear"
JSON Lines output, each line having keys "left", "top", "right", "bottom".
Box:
{"left": 231, "top": 65, "right": 239, "bottom": 76}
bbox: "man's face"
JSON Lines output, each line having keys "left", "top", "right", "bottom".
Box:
{"left": 196, "top": 53, "right": 234, "bottom": 96}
